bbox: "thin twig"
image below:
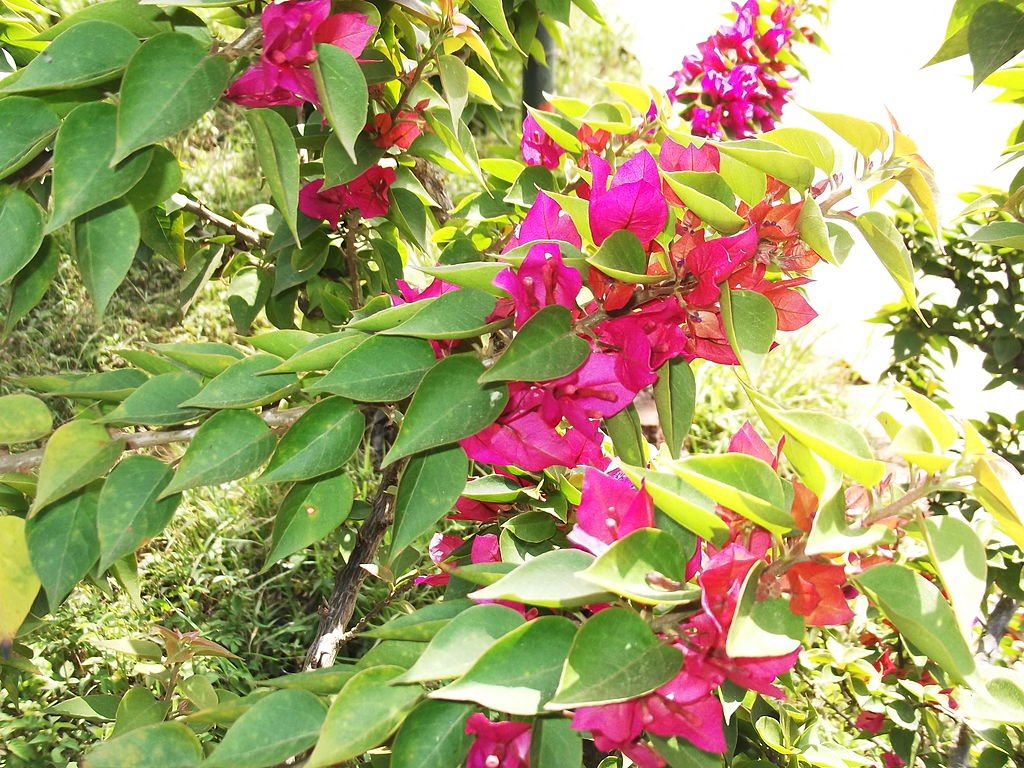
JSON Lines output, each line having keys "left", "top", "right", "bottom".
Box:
{"left": 863, "top": 478, "right": 940, "bottom": 524}
{"left": 0, "top": 405, "right": 310, "bottom": 475}
{"left": 173, "top": 194, "right": 266, "bottom": 248}
{"left": 221, "top": 23, "right": 263, "bottom": 61}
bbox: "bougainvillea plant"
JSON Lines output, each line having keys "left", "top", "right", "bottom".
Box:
{"left": 0, "top": 0, "right": 1022, "bottom": 767}
{"left": 666, "top": 0, "right": 825, "bottom": 139}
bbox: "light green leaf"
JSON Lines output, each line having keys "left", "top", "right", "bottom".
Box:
{"left": 312, "top": 45, "right": 368, "bottom": 163}
{"left": 806, "top": 490, "right": 890, "bottom": 556}
{"left": 0, "top": 95, "right": 60, "bottom": 178}
{"left": 84, "top": 722, "right": 202, "bottom": 768}
{"left": 670, "top": 454, "right": 791, "bottom": 532}
{"left": 257, "top": 398, "right": 364, "bottom": 484}
{"left": 110, "top": 688, "right": 170, "bottom": 738}
{"left": 47, "top": 102, "right": 152, "bottom": 233}
{"left": 430, "top": 616, "right": 576, "bottom": 715}
{"left": 383, "top": 355, "right": 508, "bottom": 466}
{"left": 0, "top": 516, "right": 41, "bottom": 654}
{"left": 262, "top": 474, "right": 354, "bottom": 570}
{"left": 245, "top": 108, "right": 300, "bottom": 245}
{"left": 969, "top": 220, "right": 1024, "bottom": 249}
{"left": 26, "top": 483, "right": 100, "bottom": 604}
{"left": 714, "top": 138, "right": 815, "bottom": 190}
{"left": 179, "top": 354, "right": 298, "bottom": 409}
{"left": 856, "top": 563, "right": 976, "bottom": 686}
{"left": 309, "top": 334, "right": 435, "bottom": 402}
{"left": 31, "top": 420, "right": 122, "bottom": 514}
{"left": 725, "top": 560, "right": 803, "bottom": 657}
{"left": 205, "top": 689, "right": 326, "bottom": 768}
{"left": 261, "top": 665, "right": 356, "bottom": 696}
{"left": 855, "top": 211, "right": 918, "bottom": 315}
{"left": 0, "top": 20, "right": 138, "bottom": 93}
{"left": 663, "top": 172, "right": 745, "bottom": 234}
{"left": 922, "top": 516, "right": 987, "bottom": 640}
{"left": 796, "top": 194, "right": 833, "bottom": 263}
{"left": 390, "top": 444, "right": 467, "bottom": 557}
{"left": 362, "top": 599, "right": 474, "bottom": 642}
{"left": 805, "top": 108, "right": 887, "bottom": 158}
{"left": 306, "top": 666, "right": 421, "bottom": 768}
{"left": 390, "top": 700, "right": 473, "bottom": 768}
{"left": 160, "top": 410, "right": 276, "bottom": 498}
{"left": 0, "top": 393, "right": 51, "bottom": 444}
{"left": 113, "top": 32, "right": 230, "bottom": 163}
{"left": 580, "top": 528, "right": 698, "bottom": 605}
{"left": 417, "top": 262, "right": 507, "bottom": 295}
{"left": 97, "top": 455, "right": 178, "bottom": 571}
{"left": 620, "top": 465, "right": 729, "bottom": 544}
{"left": 761, "top": 127, "right": 836, "bottom": 174}
{"left": 380, "top": 288, "right": 499, "bottom": 340}
{"left": 479, "top": 305, "right": 589, "bottom": 383}
{"left": 396, "top": 603, "right": 525, "bottom": 683}
{"left": 438, "top": 53, "right": 469, "bottom": 129}
{"left": 0, "top": 187, "right": 44, "bottom": 285}
{"left": 268, "top": 331, "right": 366, "bottom": 373}
{"left": 469, "top": 549, "right": 614, "bottom": 608}
{"left": 548, "top": 608, "right": 683, "bottom": 708}
{"left": 530, "top": 717, "right": 582, "bottom": 768}
{"left": 467, "top": 0, "right": 521, "bottom": 51}
{"left": 720, "top": 286, "right": 776, "bottom": 382}
{"left": 74, "top": 200, "right": 139, "bottom": 320}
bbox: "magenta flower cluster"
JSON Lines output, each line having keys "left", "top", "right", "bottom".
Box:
{"left": 667, "top": 0, "right": 801, "bottom": 139}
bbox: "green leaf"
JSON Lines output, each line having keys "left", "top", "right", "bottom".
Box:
{"left": 23, "top": 369, "right": 148, "bottom": 402}
{"left": 227, "top": 266, "right": 271, "bottom": 335}
{"left": 0, "top": 21, "right": 138, "bottom": 93}
{"left": 262, "top": 474, "right": 354, "bottom": 570}
{"left": 179, "top": 354, "right": 298, "bottom": 409}
{"left": 714, "top": 138, "right": 815, "bottom": 190}
{"left": 548, "top": 608, "right": 683, "bottom": 708}
{"left": 47, "top": 102, "right": 152, "bottom": 233}
{"left": 323, "top": 132, "right": 382, "bottom": 187}
{"left": 84, "top": 722, "right": 203, "bottom": 768}
{"left": 479, "top": 305, "right": 589, "bottom": 383}
{"left": 347, "top": 299, "right": 431, "bottom": 332}
{"left": 663, "top": 172, "right": 746, "bottom": 234}
{"left": 653, "top": 358, "right": 695, "bottom": 460}
{"left": 725, "top": 560, "right": 803, "bottom": 657}
{"left": 972, "top": 454, "right": 1024, "bottom": 550}
{"left": 430, "top": 615, "right": 576, "bottom": 715}
{"left": 0, "top": 393, "right": 51, "bottom": 444}
{"left": 257, "top": 398, "right": 364, "bottom": 484}
{"left": 922, "top": 516, "right": 987, "bottom": 640}
{"left": 306, "top": 665, "right": 421, "bottom": 768}
{"left": 96, "top": 455, "right": 178, "bottom": 571}
{"left": 587, "top": 230, "right": 660, "bottom": 283}
{"left": 462, "top": 474, "right": 524, "bottom": 502}
{"left": 620, "top": 466, "right": 729, "bottom": 544}
{"left": 102, "top": 372, "right": 205, "bottom": 426}
{"left": 604, "top": 403, "right": 646, "bottom": 467}
{"left": 30, "top": 0, "right": 175, "bottom": 40}
{"left": 396, "top": 603, "right": 525, "bottom": 683}
{"left": 4, "top": 236, "right": 60, "bottom": 334}
{"left": 648, "top": 736, "right": 723, "bottom": 768}
{"left": 720, "top": 286, "right": 776, "bottom": 382}
{"left": 968, "top": 2, "right": 1024, "bottom": 87}
{"left": 0, "top": 95, "right": 59, "bottom": 178}
{"left": 74, "top": 200, "right": 140, "bottom": 320}
{"left": 160, "top": 410, "right": 276, "bottom": 498}
{"left": 383, "top": 355, "right": 509, "bottom": 466}
{"left": 309, "top": 334, "right": 435, "bottom": 401}
{"left": 110, "top": 688, "right": 170, "bottom": 738}
{"left": 965, "top": 666, "right": 1024, "bottom": 724}
{"left": 969, "top": 220, "right": 1024, "bottom": 248}
{"left": 467, "top": 0, "right": 521, "bottom": 51}
{"left": 312, "top": 45, "right": 368, "bottom": 163}
{"left": 46, "top": 694, "right": 121, "bottom": 720}
{"left": 796, "top": 194, "right": 833, "bottom": 264}
{"left": 855, "top": 211, "right": 918, "bottom": 315}
{"left": 504, "top": 165, "right": 554, "bottom": 207}
{"left": 670, "top": 454, "right": 791, "bottom": 532}
{"left": 438, "top": 53, "right": 469, "bottom": 128}
{"left": 390, "top": 444, "right": 467, "bottom": 557}
{"left": 0, "top": 187, "right": 44, "bottom": 285}
{"left": 245, "top": 108, "right": 300, "bottom": 245}
{"left": 123, "top": 145, "right": 182, "bottom": 211}
{"left": 262, "top": 665, "right": 356, "bottom": 695}
{"left": 363, "top": 599, "right": 474, "bottom": 641}
{"left": 805, "top": 108, "right": 887, "bottom": 158}
{"left": 267, "top": 331, "right": 364, "bottom": 372}
{"left": 390, "top": 700, "right": 474, "bottom": 768}
{"left": 806, "top": 490, "right": 889, "bottom": 556}
{"left": 718, "top": 151, "right": 766, "bottom": 207}
{"left": 469, "top": 549, "right": 614, "bottom": 608}
{"left": 112, "top": 33, "right": 230, "bottom": 163}
{"left": 31, "top": 420, "right": 122, "bottom": 514}
{"left": 531, "top": 717, "right": 583, "bottom": 768}
{"left": 417, "top": 262, "right": 507, "bottom": 295}
{"left": 26, "top": 483, "right": 100, "bottom": 604}
{"left": 761, "top": 127, "right": 836, "bottom": 174}
{"left": 856, "top": 563, "right": 976, "bottom": 686}
{"left": 380, "top": 288, "right": 499, "bottom": 340}
{"left": 205, "top": 689, "right": 326, "bottom": 768}
{"left": 0, "top": 516, "right": 41, "bottom": 654}
{"left": 580, "top": 528, "right": 698, "bottom": 605}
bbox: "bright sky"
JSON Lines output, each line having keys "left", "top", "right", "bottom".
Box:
{"left": 600, "top": 0, "right": 1024, "bottom": 421}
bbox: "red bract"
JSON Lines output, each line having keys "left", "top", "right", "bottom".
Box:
{"left": 465, "top": 714, "right": 532, "bottom": 768}
{"left": 521, "top": 113, "right": 566, "bottom": 169}
{"left": 368, "top": 109, "right": 425, "bottom": 150}
{"left": 682, "top": 227, "right": 758, "bottom": 306}
{"left": 568, "top": 468, "right": 654, "bottom": 555}
{"left": 225, "top": 0, "right": 375, "bottom": 107}
{"left": 782, "top": 561, "right": 854, "bottom": 626}
{"left": 727, "top": 420, "right": 782, "bottom": 469}
{"left": 882, "top": 752, "right": 907, "bottom": 768}
{"left": 298, "top": 165, "right": 396, "bottom": 225}
{"left": 855, "top": 710, "right": 885, "bottom": 734}
{"left": 493, "top": 244, "right": 582, "bottom": 329}
{"left": 588, "top": 150, "right": 669, "bottom": 248}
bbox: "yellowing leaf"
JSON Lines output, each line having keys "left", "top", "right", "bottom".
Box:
{"left": 0, "top": 516, "right": 40, "bottom": 654}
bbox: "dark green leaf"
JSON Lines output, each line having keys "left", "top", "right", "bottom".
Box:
{"left": 390, "top": 444, "right": 467, "bottom": 557}
{"left": 383, "top": 355, "right": 509, "bottom": 466}
{"left": 205, "top": 689, "right": 326, "bottom": 768}
{"left": 96, "top": 455, "right": 178, "bottom": 571}
{"left": 390, "top": 700, "right": 473, "bottom": 768}
{"left": 587, "top": 230, "right": 659, "bottom": 283}
{"left": 26, "top": 483, "right": 100, "bottom": 603}
{"left": 604, "top": 403, "right": 646, "bottom": 467}
{"left": 479, "top": 305, "right": 588, "bottom": 383}
{"left": 4, "top": 236, "right": 59, "bottom": 334}
{"left": 0, "top": 95, "right": 59, "bottom": 178}
{"left": 84, "top": 722, "right": 203, "bottom": 768}
{"left": 363, "top": 599, "right": 474, "bottom": 641}
{"left": 123, "top": 146, "right": 182, "bottom": 211}
{"left": 968, "top": 2, "right": 1024, "bottom": 87}
{"left": 74, "top": 200, "right": 140, "bottom": 320}
{"left": 160, "top": 410, "right": 276, "bottom": 497}
{"left": 113, "top": 33, "right": 230, "bottom": 162}
{"left": 309, "top": 334, "right": 435, "bottom": 402}
{"left": 0, "top": 187, "right": 44, "bottom": 285}
{"left": 531, "top": 717, "right": 582, "bottom": 768}
{"left": 102, "top": 372, "right": 205, "bottom": 426}
{"left": 323, "top": 133, "right": 382, "bottom": 187}
{"left": 150, "top": 341, "right": 243, "bottom": 376}
{"left": 262, "top": 474, "right": 353, "bottom": 570}
{"left": 179, "top": 354, "right": 298, "bottom": 409}
{"left": 258, "top": 398, "right": 364, "bottom": 484}
{"left": 654, "top": 357, "right": 695, "bottom": 460}
{"left": 380, "top": 288, "right": 499, "bottom": 340}
{"left": 311, "top": 45, "right": 367, "bottom": 163}
{"left": 245, "top": 108, "right": 300, "bottom": 244}
{"left": 581, "top": 528, "right": 698, "bottom": 605}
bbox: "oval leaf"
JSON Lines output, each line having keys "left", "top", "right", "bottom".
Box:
{"left": 26, "top": 483, "right": 101, "bottom": 604}
{"left": 84, "top": 722, "right": 203, "bottom": 768}
{"left": 0, "top": 516, "right": 41, "bottom": 654}
{"left": 311, "top": 45, "right": 367, "bottom": 163}
{"left": 469, "top": 549, "right": 614, "bottom": 608}
{"left": 0, "top": 187, "right": 45, "bottom": 285}
{"left": 31, "top": 420, "right": 123, "bottom": 514}
{"left": 262, "top": 474, "right": 354, "bottom": 570}
{"left": 74, "top": 199, "right": 140, "bottom": 320}
{"left": 390, "top": 699, "right": 474, "bottom": 768}
{"left": 205, "top": 689, "right": 326, "bottom": 768}
{"left": 257, "top": 398, "right": 364, "bottom": 484}
{"left": 180, "top": 354, "right": 298, "bottom": 409}
{"left": 390, "top": 444, "right": 467, "bottom": 557}
{"left": 308, "top": 334, "right": 435, "bottom": 402}
{"left": 97, "top": 455, "right": 179, "bottom": 571}
{"left": 479, "top": 305, "right": 589, "bottom": 383}
{"left": 0, "top": 393, "right": 52, "bottom": 444}
{"left": 0, "top": 95, "right": 60, "bottom": 178}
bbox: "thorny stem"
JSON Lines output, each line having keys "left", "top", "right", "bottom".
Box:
{"left": 342, "top": 209, "right": 363, "bottom": 308}
{"left": 863, "top": 476, "right": 942, "bottom": 525}
{"left": 0, "top": 405, "right": 311, "bottom": 475}
{"left": 173, "top": 194, "right": 266, "bottom": 248}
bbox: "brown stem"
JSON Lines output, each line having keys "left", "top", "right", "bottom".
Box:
{"left": 174, "top": 195, "right": 266, "bottom": 248}
{"left": 342, "top": 209, "right": 362, "bottom": 308}
{"left": 303, "top": 458, "right": 406, "bottom": 670}
{"left": 392, "top": 33, "right": 448, "bottom": 120}
{"left": 819, "top": 186, "right": 853, "bottom": 214}
{"left": 221, "top": 23, "right": 263, "bottom": 61}
{"left": 863, "top": 478, "right": 940, "bottom": 524}
{"left": 0, "top": 405, "right": 310, "bottom": 475}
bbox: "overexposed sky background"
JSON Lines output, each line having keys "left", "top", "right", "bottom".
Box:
{"left": 600, "top": 0, "right": 1024, "bottom": 420}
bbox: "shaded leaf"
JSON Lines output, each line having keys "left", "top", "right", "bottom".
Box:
{"left": 96, "top": 455, "right": 179, "bottom": 571}
{"left": 26, "top": 483, "right": 101, "bottom": 604}
{"left": 262, "top": 474, "right": 354, "bottom": 570}
{"left": 257, "top": 398, "right": 364, "bottom": 484}
{"left": 390, "top": 444, "right": 467, "bottom": 557}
